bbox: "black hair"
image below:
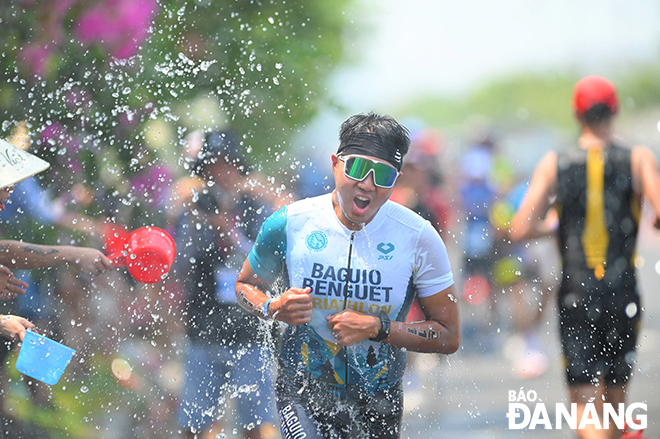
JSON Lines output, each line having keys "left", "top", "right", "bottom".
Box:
{"left": 192, "top": 130, "right": 246, "bottom": 177}
{"left": 196, "top": 189, "right": 222, "bottom": 213}
{"left": 581, "top": 104, "right": 614, "bottom": 127}
{"left": 337, "top": 113, "right": 411, "bottom": 170}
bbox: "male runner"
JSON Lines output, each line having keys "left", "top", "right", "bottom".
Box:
{"left": 235, "top": 113, "right": 460, "bottom": 438}
{"left": 509, "top": 75, "right": 660, "bottom": 439}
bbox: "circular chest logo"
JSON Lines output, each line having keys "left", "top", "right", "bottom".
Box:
{"left": 306, "top": 230, "right": 328, "bottom": 252}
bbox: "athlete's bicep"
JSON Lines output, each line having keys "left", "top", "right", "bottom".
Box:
{"left": 247, "top": 206, "right": 288, "bottom": 281}
{"left": 414, "top": 222, "right": 454, "bottom": 297}
{"left": 236, "top": 257, "right": 268, "bottom": 288}
{"left": 418, "top": 284, "right": 461, "bottom": 350}
{"left": 633, "top": 146, "right": 660, "bottom": 220}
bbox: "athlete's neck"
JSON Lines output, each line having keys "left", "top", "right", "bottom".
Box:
{"left": 332, "top": 190, "right": 368, "bottom": 231}
{"left": 578, "top": 123, "right": 612, "bottom": 150}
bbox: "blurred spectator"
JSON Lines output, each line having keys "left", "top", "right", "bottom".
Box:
{"left": 490, "top": 180, "right": 556, "bottom": 378}
{"left": 457, "top": 137, "right": 499, "bottom": 352}
{"left": 173, "top": 130, "right": 278, "bottom": 439}
{"left": 390, "top": 128, "right": 451, "bottom": 237}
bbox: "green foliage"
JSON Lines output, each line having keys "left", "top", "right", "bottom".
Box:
{"left": 398, "top": 73, "right": 576, "bottom": 129}
{"left": 0, "top": 0, "right": 352, "bottom": 219}
{"left": 398, "top": 67, "right": 660, "bottom": 132}
{"left": 615, "top": 65, "right": 660, "bottom": 109}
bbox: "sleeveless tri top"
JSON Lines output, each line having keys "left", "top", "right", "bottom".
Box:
{"left": 556, "top": 143, "right": 640, "bottom": 302}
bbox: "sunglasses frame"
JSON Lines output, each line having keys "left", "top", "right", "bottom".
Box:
{"left": 339, "top": 155, "right": 400, "bottom": 189}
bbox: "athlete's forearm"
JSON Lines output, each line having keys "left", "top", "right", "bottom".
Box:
{"left": 386, "top": 319, "right": 460, "bottom": 354}
{"left": 235, "top": 281, "right": 270, "bottom": 319}
{"left": 641, "top": 161, "right": 660, "bottom": 223}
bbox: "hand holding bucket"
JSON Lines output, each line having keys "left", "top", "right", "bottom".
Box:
{"left": 16, "top": 331, "right": 76, "bottom": 385}
{"left": 104, "top": 226, "right": 176, "bottom": 284}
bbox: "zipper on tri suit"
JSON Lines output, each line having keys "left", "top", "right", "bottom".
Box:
{"left": 342, "top": 231, "right": 355, "bottom": 388}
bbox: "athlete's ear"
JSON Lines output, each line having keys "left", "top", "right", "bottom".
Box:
{"left": 331, "top": 154, "right": 341, "bottom": 170}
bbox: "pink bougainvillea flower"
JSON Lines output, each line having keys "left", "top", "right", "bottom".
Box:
{"left": 41, "top": 122, "right": 82, "bottom": 158}
{"left": 18, "top": 42, "right": 54, "bottom": 78}
{"left": 130, "top": 164, "right": 174, "bottom": 208}
{"left": 64, "top": 87, "right": 91, "bottom": 111}
{"left": 41, "top": 122, "right": 66, "bottom": 145}
{"left": 75, "top": 0, "right": 159, "bottom": 60}
{"left": 46, "top": 0, "right": 84, "bottom": 42}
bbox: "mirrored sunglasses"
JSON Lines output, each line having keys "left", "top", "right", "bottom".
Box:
{"left": 340, "top": 155, "right": 399, "bottom": 188}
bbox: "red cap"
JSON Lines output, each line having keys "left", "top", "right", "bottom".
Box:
{"left": 573, "top": 75, "right": 618, "bottom": 117}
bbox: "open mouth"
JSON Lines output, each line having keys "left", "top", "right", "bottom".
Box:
{"left": 354, "top": 195, "right": 370, "bottom": 210}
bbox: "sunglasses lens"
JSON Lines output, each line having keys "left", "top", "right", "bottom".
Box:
{"left": 372, "top": 162, "right": 398, "bottom": 187}
{"left": 344, "top": 157, "right": 398, "bottom": 188}
{"left": 345, "top": 156, "right": 371, "bottom": 180}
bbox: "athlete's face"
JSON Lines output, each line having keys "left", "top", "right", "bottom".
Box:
{"left": 331, "top": 154, "right": 399, "bottom": 230}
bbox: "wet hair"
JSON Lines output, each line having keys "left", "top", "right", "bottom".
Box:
{"left": 581, "top": 103, "right": 614, "bottom": 127}
{"left": 337, "top": 113, "right": 410, "bottom": 171}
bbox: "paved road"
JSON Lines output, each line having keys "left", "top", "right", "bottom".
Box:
{"left": 401, "top": 235, "right": 660, "bottom": 439}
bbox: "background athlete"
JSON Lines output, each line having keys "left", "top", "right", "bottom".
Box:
{"left": 509, "top": 75, "right": 660, "bottom": 439}
{"left": 235, "top": 113, "right": 460, "bottom": 438}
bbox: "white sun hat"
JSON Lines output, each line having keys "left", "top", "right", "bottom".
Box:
{"left": 0, "top": 138, "right": 50, "bottom": 189}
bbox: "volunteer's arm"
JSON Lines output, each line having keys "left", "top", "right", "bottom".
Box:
{"left": 326, "top": 285, "right": 461, "bottom": 354}
{"left": 0, "top": 264, "right": 29, "bottom": 300}
{"left": 235, "top": 258, "right": 313, "bottom": 326}
{"left": 0, "top": 241, "right": 113, "bottom": 276}
{"left": 0, "top": 315, "right": 35, "bottom": 341}
{"left": 509, "top": 151, "right": 558, "bottom": 241}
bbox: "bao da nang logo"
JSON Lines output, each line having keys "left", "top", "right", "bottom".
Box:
{"left": 507, "top": 388, "right": 647, "bottom": 430}
{"left": 306, "top": 231, "right": 328, "bottom": 252}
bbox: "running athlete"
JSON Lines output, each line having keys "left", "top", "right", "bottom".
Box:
{"left": 235, "top": 113, "right": 461, "bottom": 439}
{"left": 509, "top": 76, "right": 660, "bottom": 439}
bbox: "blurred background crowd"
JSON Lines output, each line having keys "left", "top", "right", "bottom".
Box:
{"left": 1, "top": 1, "right": 660, "bottom": 438}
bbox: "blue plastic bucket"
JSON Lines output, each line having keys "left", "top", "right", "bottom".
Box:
{"left": 15, "top": 331, "right": 76, "bottom": 385}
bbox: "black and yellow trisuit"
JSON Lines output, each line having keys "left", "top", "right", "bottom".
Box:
{"left": 555, "top": 142, "right": 641, "bottom": 385}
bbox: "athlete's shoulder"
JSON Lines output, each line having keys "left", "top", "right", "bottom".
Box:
{"left": 631, "top": 144, "right": 655, "bottom": 162}
{"left": 382, "top": 201, "right": 429, "bottom": 231}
